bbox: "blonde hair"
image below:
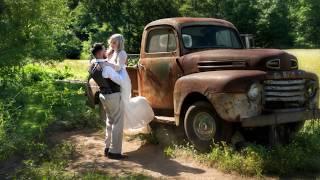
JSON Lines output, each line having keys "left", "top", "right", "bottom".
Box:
{"left": 108, "top": 34, "right": 125, "bottom": 51}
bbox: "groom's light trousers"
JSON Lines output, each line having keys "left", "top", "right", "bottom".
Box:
{"left": 99, "top": 92, "right": 124, "bottom": 154}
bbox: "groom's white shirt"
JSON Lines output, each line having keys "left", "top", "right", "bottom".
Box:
{"left": 91, "top": 59, "right": 121, "bottom": 85}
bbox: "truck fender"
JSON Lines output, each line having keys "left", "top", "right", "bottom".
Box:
{"left": 174, "top": 70, "right": 266, "bottom": 124}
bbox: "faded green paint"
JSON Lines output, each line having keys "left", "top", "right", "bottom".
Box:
{"left": 150, "top": 60, "right": 170, "bottom": 81}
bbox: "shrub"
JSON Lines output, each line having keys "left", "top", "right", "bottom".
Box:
{"left": 0, "top": 63, "right": 101, "bottom": 161}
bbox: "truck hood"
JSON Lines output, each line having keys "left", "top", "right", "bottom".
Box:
{"left": 180, "top": 49, "right": 297, "bottom": 74}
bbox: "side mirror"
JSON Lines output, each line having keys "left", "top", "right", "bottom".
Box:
{"left": 182, "top": 34, "right": 192, "bottom": 48}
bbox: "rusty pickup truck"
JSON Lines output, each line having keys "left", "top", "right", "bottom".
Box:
{"left": 87, "top": 17, "right": 319, "bottom": 151}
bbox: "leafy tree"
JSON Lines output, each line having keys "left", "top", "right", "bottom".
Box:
{"left": 73, "top": 0, "right": 180, "bottom": 55}
{"left": 179, "top": 0, "right": 223, "bottom": 17}
{"left": 290, "top": 0, "right": 320, "bottom": 48}
{"left": 0, "top": 0, "right": 69, "bottom": 67}
{"left": 2, "top": 0, "right": 319, "bottom": 63}
{"left": 59, "top": 0, "right": 320, "bottom": 57}
{"left": 122, "top": 0, "right": 180, "bottom": 52}
{"left": 255, "top": 0, "right": 294, "bottom": 48}
{"left": 221, "top": 0, "right": 259, "bottom": 35}
{"left": 56, "top": 30, "right": 82, "bottom": 59}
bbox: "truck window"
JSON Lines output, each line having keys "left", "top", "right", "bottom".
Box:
{"left": 181, "top": 25, "right": 243, "bottom": 49}
{"left": 216, "top": 30, "right": 240, "bottom": 48}
{"left": 146, "top": 28, "right": 177, "bottom": 53}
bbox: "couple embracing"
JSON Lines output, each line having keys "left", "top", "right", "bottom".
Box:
{"left": 89, "top": 34, "right": 154, "bottom": 160}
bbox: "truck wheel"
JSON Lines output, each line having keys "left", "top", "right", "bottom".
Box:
{"left": 99, "top": 101, "right": 107, "bottom": 122}
{"left": 184, "top": 101, "right": 233, "bottom": 152}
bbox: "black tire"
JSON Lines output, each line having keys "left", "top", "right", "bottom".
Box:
{"left": 99, "top": 101, "right": 107, "bottom": 122}
{"left": 184, "top": 101, "right": 233, "bottom": 152}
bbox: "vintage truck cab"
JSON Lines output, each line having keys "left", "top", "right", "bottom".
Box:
{"left": 87, "top": 18, "right": 319, "bottom": 151}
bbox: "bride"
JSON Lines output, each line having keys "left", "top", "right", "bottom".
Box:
{"left": 104, "top": 34, "right": 154, "bottom": 134}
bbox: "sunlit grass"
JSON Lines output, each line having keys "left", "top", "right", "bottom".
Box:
{"left": 54, "top": 59, "right": 89, "bottom": 80}
{"left": 286, "top": 49, "right": 320, "bottom": 78}
{"left": 57, "top": 50, "right": 320, "bottom": 81}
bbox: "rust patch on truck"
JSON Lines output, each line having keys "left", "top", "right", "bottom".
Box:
{"left": 206, "top": 92, "right": 262, "bottom": 122}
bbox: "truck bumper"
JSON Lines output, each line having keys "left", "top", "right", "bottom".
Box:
{"left": 241, "top": 109, "right": 320, "bottom": 127}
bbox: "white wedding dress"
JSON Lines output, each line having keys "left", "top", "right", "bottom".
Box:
{"left": 109, "top": 50, "right": 154, "bottom": 135}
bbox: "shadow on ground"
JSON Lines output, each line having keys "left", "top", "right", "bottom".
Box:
{"left": 52, "top": 125, "right": 207, "bottom": 178}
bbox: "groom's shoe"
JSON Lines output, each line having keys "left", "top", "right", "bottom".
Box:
{"left": 104, "top": 148, "right": 109, "bottom": 157}
{"left": 107, "top": 152, "right": 128, "bottom": 160}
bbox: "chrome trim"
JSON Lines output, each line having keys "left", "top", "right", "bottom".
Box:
{"left": 264, "top": 91, "right": 304, "bottom": 97}
{"left": 265, "top": 96, "right": 305, "bottom": 102}
{"left": 263, "top": 79, "right": 307, "bottom": 110}
{"left": 266, "top": 59, "right": 280, "bottom": 70}
{"left": 264, "top": 79, "right": 306, "bottom": 85}
{"left": 290, "top": 59, "right": 298, "bottom": 69}
{"left": 198, "top": 65, "right": 246, "bottom": 69}
{"left": 264, "top": 85, "right": 305, "bottom": 91}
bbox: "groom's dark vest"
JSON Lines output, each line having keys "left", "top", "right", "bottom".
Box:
{"left": 89, "top": 62, "right": 120, "bottom": 94}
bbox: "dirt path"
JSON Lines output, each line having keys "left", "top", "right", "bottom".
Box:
{"left": 50, "top": 129, "right": 257, "bottom": 179}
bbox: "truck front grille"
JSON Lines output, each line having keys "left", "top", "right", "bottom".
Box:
{"left": 263, "top": 79, "right": 306, "bottom": 111}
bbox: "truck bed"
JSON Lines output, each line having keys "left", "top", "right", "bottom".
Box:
{"left": 127, "top": 54, "right": 140, "bottom": 97}
{"left": 126, "top": 66, "right": 139, "bottom": 97}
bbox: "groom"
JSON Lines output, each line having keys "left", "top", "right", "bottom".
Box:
{"left": 89, "top": 43, "right": 127, "bottom": 160}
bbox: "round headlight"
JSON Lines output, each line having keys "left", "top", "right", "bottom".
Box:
{"left": 306, "top": 81, "right": 317, "bottom": 98}
{"left": 247, "top": 83, "right": 261, "bottom": 101}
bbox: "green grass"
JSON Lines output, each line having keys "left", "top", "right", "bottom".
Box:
{"left": 53, "top": 59, "right": 89, "bottom": 80}
{"left": 164, "top": 121, "right": 320, "bottom": 176}
{"left": 52, "top": 58, "right": 138, "bottom": 81}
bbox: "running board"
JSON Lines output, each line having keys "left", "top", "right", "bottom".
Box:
{"left": 154, "top": 116, "right": 176, "bottom": 125}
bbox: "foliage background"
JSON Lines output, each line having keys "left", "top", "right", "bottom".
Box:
{"left": 70, "top": 0, "right": 320, "bottom": 59}
{"left": 1, "top": 0, "right": 319, "bottom": 62}
{"left": 0, "top": 0, "right": 69, "bottom": 66}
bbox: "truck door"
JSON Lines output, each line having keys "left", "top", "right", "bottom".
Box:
{"left": 139, "top": 26, "right": 179, "bottom": 113}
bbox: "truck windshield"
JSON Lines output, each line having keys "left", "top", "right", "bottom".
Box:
{"left": 181, "top": 25, "right": 243, "bottom": 49}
